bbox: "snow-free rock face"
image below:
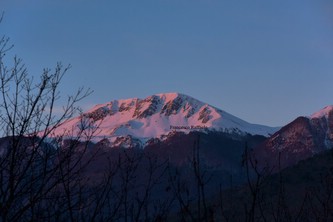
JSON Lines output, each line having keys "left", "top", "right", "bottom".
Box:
{"left": 255, "top": 106, "right": 333, "bottom": 169}
{"left": 52, "top": 93, "right": 279, "bottom": 147}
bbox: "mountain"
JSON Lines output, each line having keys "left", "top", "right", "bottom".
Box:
{"left": 255, "top": 105, "right": 333, "bottom": 169}
{"left": 51, "top": 92, "right": 279, "bottom": 147}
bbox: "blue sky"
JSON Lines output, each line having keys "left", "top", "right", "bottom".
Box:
{"left": 2, "top": 0, "right": 333, "bottom": 126}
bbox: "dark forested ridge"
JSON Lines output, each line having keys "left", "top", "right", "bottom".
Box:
{"left": 1, "top": 130, "right": 332, "bottom": 221}
{"left": 0, "top": 131, "right": 266, "bottom": 221}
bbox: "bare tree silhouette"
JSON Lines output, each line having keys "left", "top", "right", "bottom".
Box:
{"left": 0, "top": 15, "right": 96, "bottom": 221}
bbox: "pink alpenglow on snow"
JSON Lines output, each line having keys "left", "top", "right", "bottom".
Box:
{"left": 310, "top": 105, "right": 333, "bottom": 119}
{"left": 51, "top": 93, "right": 280, "bottom": 145}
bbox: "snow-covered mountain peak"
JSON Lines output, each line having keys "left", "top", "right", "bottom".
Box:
{"left": 155, "top": 92, "right": 200, "bottom": 103}
{"left": 52, "top": 93, "right": 279, "bottom": 145}
{"left": 310, "top": 105, "right": 333, "bottom": 119}
{"left": 156, "top": 92, "right": 180, "bottom": 101}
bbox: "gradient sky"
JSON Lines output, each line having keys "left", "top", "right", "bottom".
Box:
{"left": 1, "top": 0, "right": 333, "bottom": 126}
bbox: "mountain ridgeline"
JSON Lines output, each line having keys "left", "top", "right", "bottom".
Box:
{"left": 256, "top": 105, "right": 333, "bottom": 170}
{"left": 52, "top": 93, "right": 333, "bottom": 170}
{"left": 52, "top": 92, "right": 278, "bottom": 148}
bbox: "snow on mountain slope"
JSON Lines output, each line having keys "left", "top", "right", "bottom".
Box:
{"left": 254, "top": 105, "right": 333, "bottom": 170}
{"left": 310, "top": 105, "right": 333, "bottom": 119}
{"left": 52, "top": 93, "right": 279, "bottom": 145}
{"left": 309, "top": 105, "right": 333, "bottom": 148}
